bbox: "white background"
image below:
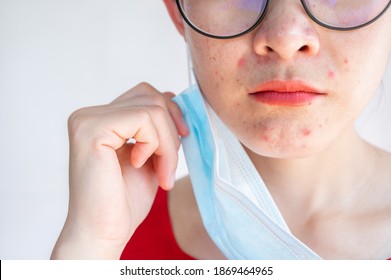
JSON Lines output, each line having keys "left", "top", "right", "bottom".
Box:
{"left": 0, "top": 0, "right": 390, "bottom": 259}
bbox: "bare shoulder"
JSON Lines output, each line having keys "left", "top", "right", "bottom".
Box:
{"left": 168, "top": 176, "right": 226, "bottom": 260}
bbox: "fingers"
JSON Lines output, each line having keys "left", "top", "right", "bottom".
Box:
{"left": 128, "top": 106, "right": 179, "bottom": 190}
{"left": 69, "top": 82, "right": 187, "bottom": 190}
{"left": 109, "top": 85, "right": 189, "bottom": 189}
{"left": 94, "top": 106, "right": 179, "bottom": 190}
{"left": 112, "top": 83, "right": 189, "bottom": 138}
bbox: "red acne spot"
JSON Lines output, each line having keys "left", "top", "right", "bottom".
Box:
{"left": 237, "top": 57, "right": 246, "bottom": 68}
{"left": 261, "top": 135, "right": 270, "bottom": 142}
{"left": 302, "top": 128, "right": 311, "bottom": 137}
{"left": 328, "top": 70, "right": 335, "bottom": 79}
{"left": 344, "top": 58, "right": 349, "bottom": 64}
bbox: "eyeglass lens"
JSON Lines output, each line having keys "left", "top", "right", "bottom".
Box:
{"left": 178, "top": 0, "right": 390, "bottom": 38}
{"left": 179, "top": 0, "right": 267, "bottom": 37}
{"left": 306, "top": 0, "right": 390, "bottom": 28}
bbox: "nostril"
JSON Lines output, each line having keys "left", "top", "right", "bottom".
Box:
{"left": 254, "top": 32, "right": 320, "bottom": 59}
{"left": 299, "top": 46, "right": 309, "bottom": 52}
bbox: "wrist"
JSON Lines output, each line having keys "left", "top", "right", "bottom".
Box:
{"left": 51, "top": 222, "right": 130, "bottom": 260}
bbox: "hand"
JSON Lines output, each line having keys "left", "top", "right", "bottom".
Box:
{"left": 51, "top": 83, "right": 188, "bottom": 259}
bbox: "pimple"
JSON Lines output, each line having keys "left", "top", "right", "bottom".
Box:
{"left": 237, "top": 57, "right": 246, "bottom": 68}
{"left": 261, "top": 135, "right": 270, "bottom": 142}
{"left": 327, "top": 70, "right": 335, "bottom": 79}
{"left": 301, "top": 128, "right": 311, "bottom": 137}
{"left": 344, "top": 58, "right": 349, "bottom": 64}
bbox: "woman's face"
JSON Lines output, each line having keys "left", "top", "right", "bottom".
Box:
{"left": 179, "top": 1, "right": 391, "bottom": 158}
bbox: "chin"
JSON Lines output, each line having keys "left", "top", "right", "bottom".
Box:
{"left": 241, "top": 136, "right": 329, "bottom": 160}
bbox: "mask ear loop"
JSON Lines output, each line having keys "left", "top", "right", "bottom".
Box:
{"left": 186, "top": 44, "right": 196, "bottom": 87}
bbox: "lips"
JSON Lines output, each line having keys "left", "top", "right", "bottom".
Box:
{"left": 249, "top": 80, "right": 325, "bottom": 107}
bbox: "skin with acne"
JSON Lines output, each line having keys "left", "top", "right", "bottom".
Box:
{"left": 187, "top": 7, "right": 390, "bottom": 159}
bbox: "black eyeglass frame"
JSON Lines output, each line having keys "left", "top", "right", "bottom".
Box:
{"left": 176, "top": 0, "right": 391, "bottom": 39}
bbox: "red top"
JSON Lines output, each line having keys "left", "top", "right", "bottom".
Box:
{"left": 120, "top": 188, "right": 195, "bottom": 260}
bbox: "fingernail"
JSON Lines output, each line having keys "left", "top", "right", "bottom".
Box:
{"left": 163, "top": 91, "right": 176, "bottom": 98}
{"left": 180, "top": 121, "right": 189, "bottom": 136}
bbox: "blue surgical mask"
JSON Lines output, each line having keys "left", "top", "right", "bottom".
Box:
{"left": 174, "top": 85, "right": 321, "bottom": 260}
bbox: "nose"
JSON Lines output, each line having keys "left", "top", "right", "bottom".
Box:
{"left": 253, "top": 2, "right": 320, "bottom": 60}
